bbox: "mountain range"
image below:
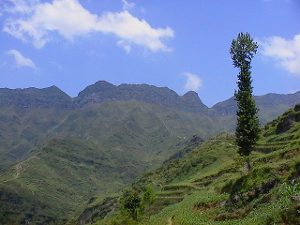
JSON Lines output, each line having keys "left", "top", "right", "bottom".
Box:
{"left": 1, "top": 81, "right": 299, "bottom": 168}
{"left": 0, "top": 80, "right": 299, "bottom": 224}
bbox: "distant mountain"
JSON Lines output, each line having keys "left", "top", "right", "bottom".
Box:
{"left": 0, "top": 86, "right": 72, "bottom": 109}
{"left": 74, "top": 81, "right": 209, "bottom": 114}
{"left": 0, "top": 81, "right": 299, "bottom": 169}
{"left": 211, "top": 91, "right": 300, "bottom": 126}
{"left": 0, "top": 81, "right": 299, "bottom": 224}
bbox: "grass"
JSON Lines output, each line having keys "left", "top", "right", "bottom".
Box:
{"left": 0, "top": 95, "right": 299, "bottom": 224}
{"left": 88, "top": 104, "right": 300, "bottom": 225}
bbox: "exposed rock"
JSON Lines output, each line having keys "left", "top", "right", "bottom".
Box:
{"left": 0, "top": 86, "right": 72, "bottom": 109}
{"left": 193, "top": 201, "right": 218, "bottom": 213}
{"left": 276, "top": 114, "right": 296, "bottom": 134}
{"left": 227, "top": 179, "right": 277, "bottom": 205}
{"left": 291, "top": 196, "right": 300, "bottom": 201}
{"left": 74, "top": 81, "right": 209, "bottom": 114}
{"left": 79, "top": 209, "right": 92, "bottom": 225}
{"left": 181, "top": 91, "right": 207, "bottom": 114}
{"left": 77, "top": 196, "right": 119, "bottom": 224}
{"left": 276, "top": 106, "right": 300, "bottom": 134}
{"left": 219, "top": 201, "right": 226, "bottom": 207}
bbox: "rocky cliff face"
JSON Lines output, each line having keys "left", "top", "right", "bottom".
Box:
{"left": 0, "top": 81, "right": 209, "bottom": 114}
{"left": 74, "top": 81, "right": 209, "bottom": 114}
{"left": 1, "top": 81, "right": 299, "bottom": 121}
{"left": 276, "top": 103, "right": 300, "bottom": 134}
{"left": 0, "top": 86, "right": 73, "bottom": 109}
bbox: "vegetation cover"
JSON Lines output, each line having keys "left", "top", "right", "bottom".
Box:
{"left": 0, "top": 82, "right": 300, "bottom": 224}
{"left": 80, "top": 103, "right": 300, "bottom": 225}
{"left": 230, "top": 32, "right": 260, "bottom": 160}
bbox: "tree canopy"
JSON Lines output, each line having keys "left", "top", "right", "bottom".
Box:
{"left": 122, "top": 191, "right": 142, "bottom": 221}
{"left": 230, "top": 32, "right": 260, "bottom": 168}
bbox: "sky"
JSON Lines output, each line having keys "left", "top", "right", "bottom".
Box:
{"left": 0, "top": 0, "right": 299, "bottom": 107}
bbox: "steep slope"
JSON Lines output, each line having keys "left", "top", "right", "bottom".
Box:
{"left": 0, "top": 86, "right": 72, "bottom": 109}
{"left": 73, "top": 81, "right": 209, "bottom": 114}
{"left": 0, "top": 81, "right": 298, "bottom": 170}
{"left": 45, "top": 100, "right": 219, "bottom": 151}
{"left": 0, "top": 86, "right": 72, "bottom": 168}
{"left": 0, "top": 138, "right": 158, "bottom": 224}
{"left": 0, "top": 82, "right": 299, "bottom": 224}
{"left": 0, "top": 100, "right": 219, "bottom": 224}
{"left": 0, "top": 82, "right": 211, "bottom": 170}
{"left": 87, "top": 103, "right": 300, "bottom": 225}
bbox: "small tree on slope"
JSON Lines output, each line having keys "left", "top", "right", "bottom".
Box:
{"left": 143, "top": 187, "right": 156, "bottom": 221}
{"left": 230, "top": 32, "right": 260, "bottom": 171}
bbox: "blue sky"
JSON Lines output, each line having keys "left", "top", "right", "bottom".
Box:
{"left": 0, "top": 0, "right": 299, "bottom": 107}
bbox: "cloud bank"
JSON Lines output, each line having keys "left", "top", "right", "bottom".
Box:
{"left": 7, "top": 49, "right": 37, "bottom": 69}
{"left": 3, "top": 0, "right": 174, "bottom": 52}
{"left": 182, "top": 72, "right": 202, "bottom": 92}
{"left": 259, "top": 34, "right": 300, "bottom": 76}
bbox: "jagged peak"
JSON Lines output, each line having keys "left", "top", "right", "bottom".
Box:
{"left": 182, "top": 91, "right": 201, "bottom": 102}
{"left": 77, "top": 81, "right": 115, "bottom": 98}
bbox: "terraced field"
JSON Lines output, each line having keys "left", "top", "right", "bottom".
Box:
{"left": 80, "top": 103, "right": 300, "bottom": 225}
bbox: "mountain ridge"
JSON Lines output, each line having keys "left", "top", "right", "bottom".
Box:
{"left": 212, "top": 91, "right": 300, "bottom": 117}
{"left": 74, "top": 81, "right": 209, "bottom": 114}
{"left": 0, "top": 81, "right": 299, "bottom": 224}
{"left": 0, "top": 80, "right": 298, "bottom": 168}
{"left": 0, "top": 86, "right": 73, "bottom": 109}
{"left": 1, "top": 81, "right": 299, "bottom": 117}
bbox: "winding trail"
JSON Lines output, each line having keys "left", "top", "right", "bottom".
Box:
{"left": 162, "top": 120, "right": 186, "bottom": 139}
{"left": 46, "top": 113, "right": 70, "bottom": 134}
{"left": 168, "top": 217, "right": 173, "bottom": 225}
{"left": 1, "top": 156, "right": 40, "bottom": 184}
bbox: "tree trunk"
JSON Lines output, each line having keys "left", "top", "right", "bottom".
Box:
{"left": 148, "top": 202, "right": 151, "bottom": 222}
{"left": 247, "top": 158, "right": 252, "bottom": 171}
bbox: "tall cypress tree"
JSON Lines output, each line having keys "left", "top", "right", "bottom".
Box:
{"left": 230, "top": 32, "right": 260, "bottom": 170}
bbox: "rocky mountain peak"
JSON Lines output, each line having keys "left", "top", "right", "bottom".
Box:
{"left": 74, "top": 81, "right": 209, "bottom": 114}
{"left": 182, "top": 91, "right": 204, "bottom": 104}
{"left": 0, "top": 86, "right": 72, "bottom": 108}
{"left": 77, "top": 81, "right": 115, "bottom": 98}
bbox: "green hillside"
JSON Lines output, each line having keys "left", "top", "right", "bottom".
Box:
{"left": 81, "top": 103, "right": 300, "bottom": 225}
{"left": 0, "top": 83, "right": 299, "bottom": 224}
{"left": 0, "top": 100, "right": 215, "bottom": 224}
{"left": 0, "top": 105, "right": 70, "bottom": 168}
{"left": 0, "top": 83, "right": 298, "bottom": 171}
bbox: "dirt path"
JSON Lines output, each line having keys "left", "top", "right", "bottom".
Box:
{"left": 14, "top": 156, "right": 40, "bottom": 179}
{"left": 0, "top": 156, "right": 40, "bottom": 184}
{"left": 162, "top": 121, "right": 185, "bottom": 139}
{"left": 168, "top": 217, "right": 173, "bottom": 225}
{"left": 15, "top": 164, "right": 22, "bottom": 178}
{"left": 47, "top": 113, "right": 70, "bottom": 134}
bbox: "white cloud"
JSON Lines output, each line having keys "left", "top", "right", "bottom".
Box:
{"left": 3, "top": 0, "right": 174, "bottom": 52}
{"left": 182, "top": 72, "right": 202, "bottom": 92}
{"left": 122, "top": 0, "right": 135, "bottom": 10}
{"left": 3, "top": 0, "right": 38, "bottom": 14}
{"left": 259, "top": 34, "right": 300, "bottom": 76}
{"left": 117, "top": 40, "right": 132, "bottom": 53}
{"left": 7, "top": 49, "right": 37, "bottom": 69}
